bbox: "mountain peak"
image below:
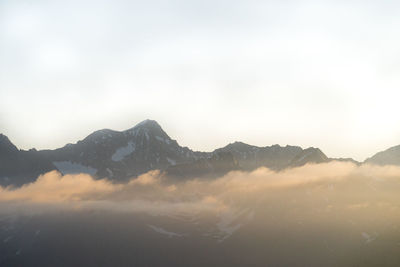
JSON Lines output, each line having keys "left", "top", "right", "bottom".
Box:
{"left": 83, "top": 128, "right": 119, "bottom": 143}
{"left": 222, "top": 141, "right": 257, "bottom": 151}
{"left": 365, "top": 144, "right": 400, "bottom": 165}
{"left": 127, "top": 119, "right": 170, "bottom": 140}
{"left": 0, "top": 133, "right": 18, "bottom": 153}
{"left": 289, "top": 147, "right": 328, "bottom": 167}
{"left": 134, "top": 119, "right": 161, "bottom": 129}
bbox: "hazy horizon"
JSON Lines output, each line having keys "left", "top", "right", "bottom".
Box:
{"left": 1, "top": 1, "right": 400, "bottom": 161}
{"left": 0, "top": 118, "right": 397, "bottom": 162}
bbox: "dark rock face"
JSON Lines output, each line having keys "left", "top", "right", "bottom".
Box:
{"left": 0, "top": 119, "right": 368, "bottom": 187}
{"left": 166, "top": 152, "right": 239, "bottom": 179}
{"left": 288, "top": 147, "right": 329, "bottom": 167}
{"left": 38, "top": 120, "right": 208, "bottom": 182}
{"left": 214, "top": 142, "right": 304, "bottom": 171}
{"left": 364, "top": 145, "right": 400, "bottom": 166}
{"left": 0, "top": 134, "right": 18, "bottom": 154}
{"left": 0, "top": 134, "right": 56, "bottom": 187}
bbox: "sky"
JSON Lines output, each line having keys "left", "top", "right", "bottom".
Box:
{"left": 1, "top": 0, "right": 400, "bottom": 161}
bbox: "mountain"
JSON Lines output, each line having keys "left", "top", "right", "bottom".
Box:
{"left": 0, "top": 134, "right": 18, "bottom": 154}
{"left": 214, "top": 142, "right": 304, "bottom": 171}
{"left": 0, "top": 134, "right": 56, "bottom": 187}
{"left": 38, "top": 120, "right": 208, "bottom": 181}
{"left": 364, "top": 145, "right": 400, "bottom": 166}
{"left": 0, "top": 119, "right": 364, "bottom": 186}
{"left": 165, "top": 143, "right": 334, "bottom": 180}
{"left": 288, "top": 147, "right": 329, "bottom": 167}
{"left": 166, "top": 151, "right": 239, "bottom": 179}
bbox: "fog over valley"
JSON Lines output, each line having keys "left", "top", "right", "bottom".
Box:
{"left": 1, "top": 162, "right": 400, "bottom": 266}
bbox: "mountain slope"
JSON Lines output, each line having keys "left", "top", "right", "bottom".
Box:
{"left": 364, "top": 145, "right": 400, "bottom": 166}
{"left": 288, "top": 147, "right": 329, "bottom": 167}
{"left": 166, "top": 151, "right": 239, "bottom": 179}
{"left": 0, "top": 119, "right": 365, "bottom": 186}
{"left": 0, "top": 134, "right": 56, "bottom": 186}
{"left": 214, "top": 142, "right": 319, "bottom": 171}
{"left": 39, "top": 120, "right": 208, "bottom": 181}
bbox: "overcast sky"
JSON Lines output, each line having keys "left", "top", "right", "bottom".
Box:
{"left": 1, "top": 0, "right": 400, "bottom": 161}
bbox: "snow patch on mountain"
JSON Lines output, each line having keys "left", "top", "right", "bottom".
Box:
{"left": 155, "top": 135, "right": 171, "bottom": 144}
{"left": 216, "top": 209, "right": 250, "bottom": 242}
{"left": 167, "top": 157, "right": 176, "bottom": 165}
{"left": 3, "top": 236, "right": 12, "bottom": 243}
{"left": 53, "top": 161, "right": 97, "bottom": 175}
{"left": 295, "top": 151, "right": 312, "bottom": 163}
{"left": 148, "top": 225, "right": 183, "bottom": 238}
{"left": 361, "top": 232, "right": 378, "bottom": 244}
{"left": 106, "top": 168, "right": 113, "bottom": 178}
{"left": 111, "top": 142, "right": 136, "bottom": 162}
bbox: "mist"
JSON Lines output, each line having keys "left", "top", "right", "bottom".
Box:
{"left": 1, "top": 162, "right": 400, "bottom": 266}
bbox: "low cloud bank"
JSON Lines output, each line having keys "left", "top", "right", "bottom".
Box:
{"left": 0, "top": 161, "right": 400, "bottom": 217}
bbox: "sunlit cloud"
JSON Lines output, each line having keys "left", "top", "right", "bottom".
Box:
{"left": 1, "top": 162, "right": 400, "bottom": 220}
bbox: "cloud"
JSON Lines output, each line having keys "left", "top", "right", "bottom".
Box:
{"left": 1, "top": 162, "right": 400, "bottom": 218}
{"left": 0, "top": 171, "right": 118, "bottom": 203}
{"left": 2, "top": 160, "right": 400, "bottom": 267}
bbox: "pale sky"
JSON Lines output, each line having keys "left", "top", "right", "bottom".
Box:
{"left": 1, "top": 0, "right": 400, "bottom": 161}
